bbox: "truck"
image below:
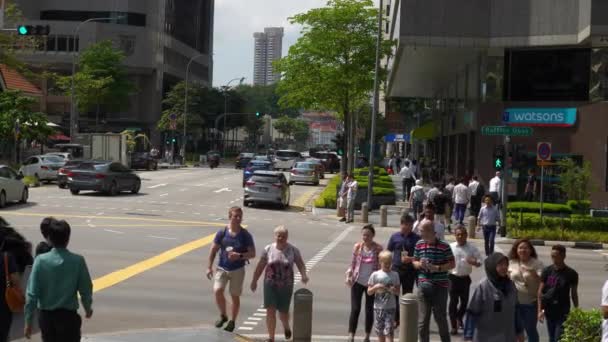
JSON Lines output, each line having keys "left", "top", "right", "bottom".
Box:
{"left": 71, "top": 133, "right": 129, "bottom": 166}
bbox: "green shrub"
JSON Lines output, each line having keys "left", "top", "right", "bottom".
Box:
{"left": 567, "top": 200, "right": 592, "bottom": 213}
{"left": 507, "top": 212, "right": 608, "bottom": 232}
{"left": 561, "top": 308, "right": 602, "bottom": 342}
{"left": 313, "top": 172, "right": 396, "bottom": 208}
{"left": 508, "top": 227, "right": 608, "bottom": 243}
{"left": 508, "top": 201, "right": 572, "bottom": 214}
{"left": 23, "top": 176, "right": 38, "bottom": 187}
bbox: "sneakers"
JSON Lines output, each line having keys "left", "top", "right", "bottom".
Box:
{"left": 339, "top": 217, "right": 346, "bottom": 222}
{"left": 224, "top": 320, "right": 235, "bottom": 332}
{"left": 215, "top": 315, "right": 228, "bottom": 328}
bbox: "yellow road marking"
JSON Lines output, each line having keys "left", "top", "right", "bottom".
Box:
{"left": 1, "top": 212, "right": 227, "bottom": 227}
{"left": 93, "top": 233, "right": 215, "bottom": 293}
{"left": 291, "top": 188, "right": 318, "bottom": 208}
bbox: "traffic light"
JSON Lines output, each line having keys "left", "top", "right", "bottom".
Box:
{"left": 171, "top": 138, "right": 177, "bottom": 143}
{"left": 337, "top": 148, "right": 344, "bottom": 156}
{"left": 493, "top": 145, "right": 505, "bottom": 170}
{"left": 255, "top": 112, "right": 261, "bottom": 117}
{"left": 17, "top": 25, "right": 50, "bottom": 36}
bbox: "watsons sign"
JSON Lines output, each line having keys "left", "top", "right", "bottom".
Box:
{"left": 503, "top": 108, "right": 577, "bottom": 127}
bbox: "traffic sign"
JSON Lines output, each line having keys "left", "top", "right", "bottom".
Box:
{"left": 537, "top": 160, "right": 555, "bottom": 167}
{"left": 169, "top": 113, "right": 177, "bottom": 121}
{"left": 481, "top": 126, "right": 533, "bottom": 136}
{"left": 537, "top": 142, "right": 552, "bottom": 161}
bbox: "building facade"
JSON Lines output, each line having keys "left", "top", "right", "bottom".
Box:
{"left": 14, "top": 0, "right": 214, "bottom": 144}
{"left": 386, "top": 0, "right": 608, "bottom": 206}
{"left": 253, "top": 27, "right": 283, "bottom": 86}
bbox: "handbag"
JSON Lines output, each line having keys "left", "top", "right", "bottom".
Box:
{"left": 4, "top": 252, "right": 25, "bottom": 313}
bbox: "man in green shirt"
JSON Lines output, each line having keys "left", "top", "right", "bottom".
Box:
{"left": 24, "top": 220, "right": 93, "bottom": 342}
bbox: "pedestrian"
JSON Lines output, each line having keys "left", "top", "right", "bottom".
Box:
{"left": 338, "top": 173, "right": 348, "bottom": 222}
{"left": 468, "top": 176, "right": 484, "bottom": 217}
{"left": 524, "top": 169, "right": 537, "bottom": 202}
{"left": 395, "top": 155, "right": 402, "bottom": 171}
{"left": 207, "top": 206, "right": 256, "bottom": 332}
{"left": 367, "top": 251, "right": 401, "bottom": 342}
{"left": 0, "top": 249, "right": 22, "bottom": 342}
{"left": 602, "top": 278, "right": 608, "bottom": 342}
{"left": 409, "top": 180, "right": 425, "bottom": 221}
{"left": 489, "top": 172, "right": 502, "bottom": 207}
{"left": 463, "top": 252, "right": 517, "bottom": 342}
{"left": 399, "top": 162, "right": 415, "bottom": 202}
{"left": 444, "top": 178, "right": 456, "bottom": 230}
{"left": 426, "top": 183, "right": 440, "bottom": 204}
{"left": 508, "top": 239, "right": 543, "bottom": 342}
{"left": 413, "top": 219, "right": 455, "bottom": 342}
{"left": 35, "top": 217, "right": 55, "bottom": 257}
{"left": 346, "top": 224, "right": 383, "bottom": 342}
{"left": 432, "top": 186, "right": 451, "bottom": 229}
{"left": 537, "top": 245, "right": 579, "bottom": 342}
{"left": 452, "top": 178, "right": 470, "bottom": 225}
{"left": 250, "top": 226, "right": 308, "bottom": 342}
{"left": 418, "top": 203, "right": 446, "bottom": 241}
{"left": 346, "top": 174, "right": 358, "bottom": 223}
{"left": 24, "top": 219, "right": 93, "bottom": 342}
{"left": 477, "top": 196, "right": 501, "bottom": 256}
{"left": 449, "top": 226, "right": 482, "bottom": 335}
{"left": 411, "top": 159, "right": 419, "bottom": 179}
{"left": 0, "top": 218, "right": 33, "bottom": 274}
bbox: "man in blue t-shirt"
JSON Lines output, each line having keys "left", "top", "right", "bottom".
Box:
{"left": 207, "top": 206, "right": 255, "bottom": 332}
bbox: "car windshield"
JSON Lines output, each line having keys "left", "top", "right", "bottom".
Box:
{"left": 295, "top": 163, "right": 314, "bottom": 169}
{"left": 41, "top": 156, "right": 64, "bottom": 163}
{"left": 240, "top": 153, "right": 254, "bottom": 158}
{"left": 276, "top": 151, "right": 300, "bottom": 158}
{"left": 248, "top": 162, "right": 271, "bottom": 169}
{"left": 251, "top": 175, "right": 280, "bottom": 183}
{"left": 77, "top": 163, "right": 108, "bottom": 171}
{"left": 254, "top": 156, "right": 268, "bottom": 160}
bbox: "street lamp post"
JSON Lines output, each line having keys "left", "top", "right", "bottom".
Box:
{"left": 69, "top": 16, "right": 120, "bottom": 141}
{"left": 367, "top": 0, "right": 383, "bottom": 209}
{"left": 221, "top": 77, "right": 245, "bottom": 156}
{"left": 183, "top": 54, "right": 205, "bottom": 163}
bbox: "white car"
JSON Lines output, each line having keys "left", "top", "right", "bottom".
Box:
{"left": 46, "top": 152, "right": 73, "bottom": 160}
{"left": 0, "top": 165, "right": 28, "bottom": 207}
{"left": 19, "top": 155, "right": 66, "bottom": 183}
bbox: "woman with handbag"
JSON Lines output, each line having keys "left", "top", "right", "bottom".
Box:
{"left": 346, "top": 224, "right": 383, "bottom": 342}
{"left": 1, "top": 251, "right": 23, "bottom": 342}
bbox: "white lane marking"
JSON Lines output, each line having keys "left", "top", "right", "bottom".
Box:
{"left": 179, "top": 188, "right": 187, "bottom": 192}
{"left": 237, "top": 327, "right": 253, "bottom": 331}
{"left": 243, "top": 322, "right": 257, "bottom": 325}
{"left": 160, "top": 193, "right": 169, "bottom": 197}
{"left": 147, "top": 183, "right": 167, "bottom": 189}
{"left": 253, "top": 313, "right": 266, "bottom": 317}
{"left": 248, "top": 317, "right": 262, "bottom": 321}
{"left": 96, "top": 212, "right": 104, "bottom": 216}
{"left": 214, "top": 187, "right": 232, "bottom": 193}
{"left": 148, "top": 235, "right": 178, "bottom": 240}
{"left": 104, "top": 229, "right": 124, "bottom": 234}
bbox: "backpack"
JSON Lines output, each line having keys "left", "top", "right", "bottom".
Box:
{"left": 412, "top": 187, "right": 424, "bottom": 202}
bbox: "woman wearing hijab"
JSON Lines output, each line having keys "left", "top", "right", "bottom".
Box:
{"left": 463, "top": 253, "right": 517, "bottom": 342}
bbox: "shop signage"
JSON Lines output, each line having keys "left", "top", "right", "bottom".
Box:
{"left": 384, "top": 133, "right": 410, "bottom": 143}
{"left": 503, "top": 108, "right": 577, "bottom": 127}
{"left": 481, "top": 126, "right": 533, "bottom": 136}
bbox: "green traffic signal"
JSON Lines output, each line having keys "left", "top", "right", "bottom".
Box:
{"left": 18, "top": 25, "right": 28, "bottom": 35}
{"left": 256, "top": 112, "right": 260, "bottom": 117}
{"left": 495, "top": 158, "right": 502, "bottom": 169}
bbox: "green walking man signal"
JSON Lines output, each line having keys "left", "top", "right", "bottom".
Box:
{"left": 493, "top": 145, "right": 505, "bottom": 170}
{"left": 495, "top": 158, "right": 503, "bottom": 169}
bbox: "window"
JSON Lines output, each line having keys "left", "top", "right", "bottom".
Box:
{"left": 57, "top": 36, "right": 67, "bottom": 51}
{"left": 41, "top": 10, "right": 146, "bottom": 27}
{"left": 0, "top": 168, "right": 9, "bottom": 179}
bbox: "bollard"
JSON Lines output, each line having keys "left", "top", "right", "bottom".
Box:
{"left": 399, "top": 293, "right": 418, "bottom": 342}
{"left": 293, "top": 288, "right": 313, "bottom": 342}
{"left": 380, "top": 205, "right": 388, "bottom": 227}
{"left": 467, "top": 216, "right": 477, "bottom": 239}
{"left": 361, "top": 202, "right": 369, "bottom": 223}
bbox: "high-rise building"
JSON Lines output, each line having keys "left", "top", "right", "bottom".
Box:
{"left": 253, "top": 27, "right": 283, "bottom": 86}
{"left": 13, "top": 0, "right": 214, "bottom": 144}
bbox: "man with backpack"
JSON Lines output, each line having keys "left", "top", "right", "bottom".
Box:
{"left": 207, "top": 207, "right": 256, "bottom": 332}
{"left": 409, "top": 180, "right": 426, "bottom": 220}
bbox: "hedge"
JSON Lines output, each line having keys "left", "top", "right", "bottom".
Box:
{"left": 507, "top": 227, "right": 608, "bottom": 243}
{"left": 567, "top": 200, "right": 591, "bottom": 213}
{"left": 507, "top": 212, "right": 608, "bottom": 231}
{"left": 561, "top": 308, "right": 602, "bottom": 342}
{"left": 314, "top": 176, "right": 341, "bottom": 209}
{"left": 508, "top": 201, "right": 572, "bottom": 214}
{"left": 313, "top": 172, "right": 396, "bottom": 208}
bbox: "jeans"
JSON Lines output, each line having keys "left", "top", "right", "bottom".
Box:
{"left": 454, "top": 203, "right": 467, "bottom": 224}
{"left": 394, "top": 267, "right": 417, "bottom": 324}
{"left": 412, "top": 201, "right": 423, "bottom": 220}
{"left": 418, "top": 285, "right": 451, "bottom": 342}
{"left": 516, "top": 303, "right": 539, "bottom": 342}
{"left": 347, "top": 197, "right": 356, "bottom": 221}
{"left": 482, "top": 225, "right": 497, "bottom": 256}
{"left": 448, "top": 275, "right": 471, "bottom": 328}
{"left": 348, "top": 282, "right": 374, "bottom": 335}
{"left": 39, "top": 309, "right": 82, "bottom": 342}
{"left": 470, "top": 195, "right": 482, "bottom": 217}
{"left": 546, "top": 316, "right": 567, "bottom": 342}
{"left": 403, "top": 178, "right": 414, "bottom": 201}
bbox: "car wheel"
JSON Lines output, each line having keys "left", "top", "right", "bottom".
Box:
{"left": 0, "top": 191, "right": 6, "bottom": 208}
{"left": 153, "top": 163, "right": 158, "bottom": 171}
{"left": 109, "top": 182, "right": 118, "bottom": 196}
{"left": 146, "top": 162, "right": 150, "bottom": 171}
{"left": 243, "top": 200, "right": 248, "bottom": 207}
{"left": 289, "top": 181, "right": 294, "bottom": 186}
{"left": 58, "top": 183, "right": 66, "bottom": 189}
{"left": 314, "top": 181, "right": 320, "bottom": 186}
{"left": 19, "top": 188, "right": 28, "bottom": 204}
{"left": 70, "top": 189, "right": 80, "bottom": 195}
{"left": 131, "top": 180, "right": 141, "bottom": 194}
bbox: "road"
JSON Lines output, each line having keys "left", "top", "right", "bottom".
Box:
{"left": 3, "top": 166, "right": 608, "bottom": 342}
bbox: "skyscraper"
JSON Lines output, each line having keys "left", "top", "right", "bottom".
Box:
{"left": 253, "top": 27, "right": 284, "bottom": 86}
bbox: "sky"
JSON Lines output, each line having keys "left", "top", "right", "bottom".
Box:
{"left": 212, "top": 0, "right": 329, "bottom": 87}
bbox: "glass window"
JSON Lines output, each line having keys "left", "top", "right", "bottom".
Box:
{"left": 590, "top": 48, "right": 608, "bottom": 102}
{"left": 0, "top": 168, "right": 9, "bottom": 179}
{"left": 57, "top": 36, "right": 67, "bottom": 52}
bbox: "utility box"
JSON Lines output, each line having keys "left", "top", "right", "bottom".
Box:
{"left": 73, "top": 133, "right": 128, "bottom": 165}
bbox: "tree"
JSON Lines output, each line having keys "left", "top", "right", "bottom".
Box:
{"left": 293, "top": 119, "right": 310, "bottom": 145}
{"left": 556, "top": 158, "right": 595, "bottom": 205}
{"left": 273, "top": 115, "right": 296, "bottom": 139}
{"left": 275, "top": 0, "right": 393, "bottom": 172}
{"left": 235, "top": 84, "right": 299, "bottom": 117}
{"left": 57, "top": 40, "right": 134, "bottom": 121}
{"left": 243, "top": 116, "right": 264, "bottom": 147}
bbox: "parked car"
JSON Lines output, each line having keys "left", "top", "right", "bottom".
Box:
{"left": 243, "top": 160, "right": 274, "bottom": 186}
{"left": 0, "top": 165, "right": 28, "bottom": 207}
{"left": 290, "top": 162, "right": 320, "bottom": 185}
{"left": 19, "top": 155, "right": 66, "bottom": 183}
{"left": 273, "top": 150, "right": 303, "bottom": 170}
{"left": 57, "top": 159, "right": 86, "bottom": 189}
{"left": 253, "top": 155, "right": 273, "bottom": 163}
{"left": 305, "top": 158, "right": 325, "bottom": 179}
{"left": 130, "top": 152, "right": 158, "bottom": 170}
{"left": 46, "top": 152, "right": 74, "bottom": 161}
{"left": 311, "top": 151, "right": 340, "bottom": 173}
{"left": 67, "top": 161, "right": 141, "bottom": 196}
{"left": 235, "top": 152, "right": 255, "bottom": 169}
{"left": 243, "top": 171, "right": 290, "bottom": 209}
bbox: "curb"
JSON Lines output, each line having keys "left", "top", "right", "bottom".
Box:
{"left": 495, "top": 238, "right": 606, "bottom": 250}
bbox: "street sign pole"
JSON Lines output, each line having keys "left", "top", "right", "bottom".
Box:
{"left": 540, "top": 165, "right": 545, "bottom": 222}
{"left": 500, "top": 135, "right": 510, "bottom": 237}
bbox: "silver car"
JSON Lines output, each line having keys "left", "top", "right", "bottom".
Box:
{"left": 19, "top": 155, "right": 66, "bottom": 183}
{"left": 243, "top": 171, "right": 290, "bottom": 209}
{"left": 289, "top": 162, "right": 320, "bottom": 185}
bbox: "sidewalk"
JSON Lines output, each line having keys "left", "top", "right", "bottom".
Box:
{"left": 83, "top": 327, "right": 252, "bottom": 342}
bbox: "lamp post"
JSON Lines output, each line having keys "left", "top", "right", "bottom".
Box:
{"left": 367, "top": 0, "right": 383, "bottom": 209}
{"left": 182, "top": 53, "right": 205, "bottom": 163}
{"left": 69, "top": 16, "right": 121, "bottom": 141}
{"left": 222, "top": 77, "right": 245, "bottom": 156}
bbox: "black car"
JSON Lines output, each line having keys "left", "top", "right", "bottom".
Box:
{"left": 57, "top": 160, "right": 85, "bottom": 189}
{"left": 312, "top": 151, "right": 340, "bottom": 173}
{"left": 130, "top": 152, "right": 158, "bottom": 171}
{"left": 67, "top": 161, "right": 141, "bottom": 196}
{"left": 242, "top": 160, "right": 274, "bottom": 186}
{"left": 235, "top": 153, "right": 255, "bottom": 169}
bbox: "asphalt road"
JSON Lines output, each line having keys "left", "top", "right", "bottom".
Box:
{"left": 3, "top": 166, "right": 608, "bottom": 342}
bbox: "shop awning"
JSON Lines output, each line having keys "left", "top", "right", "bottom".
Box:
{"left": 410, "top": 121, "right": 438, "bottom": 140}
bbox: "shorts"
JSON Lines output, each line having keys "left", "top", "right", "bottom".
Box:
{"left": 264, "top": 283, "right": 294, "bottom": 313}
{"left": 213, "top": 267, "right": 245, "bottom": 296}
{"left": 374, "top": 308, "right": 396, "bottom": 336}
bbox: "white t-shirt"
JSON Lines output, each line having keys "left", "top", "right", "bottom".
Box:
{"left": 468, "top": 180, "right": 479, "bottom": 195}
{"left": 413, "top": 220, "right": 445, "bottom": 240}
{"left": 453, "top": 183, "right": 471, "bottom": 204}
{"left": 347, "top": 180, "right": 358, "bottom": 200}
{"left": 602, "top": 280, "right": 608, "bottom": 342}
{"left": 368, "top": 269, "right": 400, "bottom": 310}
{"left": 489, "top": 176, "right": 502, "bottom": 193}
{"left": 450, "top": 242, "right": 482, "bottom": 277}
